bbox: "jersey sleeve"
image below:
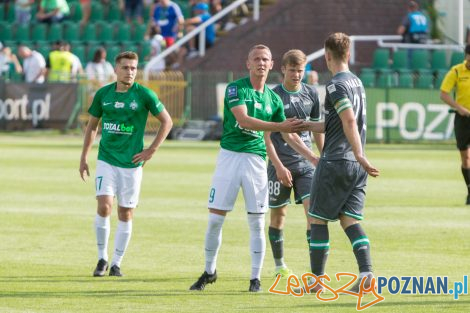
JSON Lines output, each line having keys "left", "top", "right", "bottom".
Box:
{"left": 225, "top": 82, "right": 245, "bottom": 108}
{"left": 308, "top": 86, "right": 322, "bottom": 122}
{"left": 145, "top": 87, "right": 165, "bottom": 116}
{"left": 440, "top": 67, "right": 457, "bottom": 93}
{"left": 88, "top": 87, "right": 104, "bottom": 118}
{"left": 327, "top": 82, "right": 352, "bottom": 115}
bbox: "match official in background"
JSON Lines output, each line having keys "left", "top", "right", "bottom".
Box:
{"left": 440, "top": 44, "right": 470, "bottom": 205}
{"left": 303, "top": 33, "right": 379, "bottom": 293}
{"left": 79, "top": 51, "right": 173, "bottom": 277}
{"left": 189, "top": 45, "right": 306, "bottom": 293}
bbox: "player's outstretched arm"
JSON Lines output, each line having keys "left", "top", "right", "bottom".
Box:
{"left": 79, "top": 116, "right": 100, "bottom": 181}
{"left": 132, "top": 108, "right": 173, "bottom": 165}
{"left": 231, "top": 105, "right": 304, "bottom": 133}
{"left": 302, "top": 120, "right": 325, "bottom": 134}
{"left": 339, "top": 108, "right": 379, "bottom": 178}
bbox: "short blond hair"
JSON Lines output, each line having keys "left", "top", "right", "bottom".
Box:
{"left": 248, "top": 44, "right": 272, "bottom": 59}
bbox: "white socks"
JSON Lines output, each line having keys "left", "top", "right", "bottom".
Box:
{"left": 247, "top": 213, "right": 266, "bottom": 280}
{"left": 111, "top": 220, "right": 133, "bottom": 267}
{"left": 94, "top": 215, "right": 110, "bottom": 261}
{"left": 204, "top": 213, "right": 225, "bottom": 275}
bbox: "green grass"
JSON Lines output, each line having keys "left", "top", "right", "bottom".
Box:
{"left": 0, "top": 134, "right": 469, "bottom": 313}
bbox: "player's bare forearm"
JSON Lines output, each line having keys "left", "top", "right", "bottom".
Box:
{"left": 313, "top": 132, "right": 324, "bottom": 155}
{"left": 231, "top": 105, "right": 303, "bottom": 133}
{"left": 303, "top": 120, "right": 325, "bottom": 133}
{"left": 265, "top": 132, "right": 292, "bottom": 187}
{"left": 340, "top": 109, "right": 379, "bottom": 177}
{"left": 79, "top": 116, "right": 99, "bottom": 180}
{"left": 281, "top": 132, "right": 319, "bottom": 166}
{"left": 132, "top": 109, "right": 173, "bottom": 165}
{"left": 440, "top": 91, "right": 470, "bottom": 117}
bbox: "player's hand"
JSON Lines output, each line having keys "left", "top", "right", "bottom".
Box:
{"left": 456, "top": 105, "right": 470, "bottom": 117}
{"left": 356, "top": 155, "right": 380, "bottom": 177}
{"left": 132, "top": 148, "right": 156, "bottom": 166}
{"left": 276, "top": 165, "right": 293, "bottom": 187}
{"left": 308, "top": 154, "right": 320, "bottom": 167}
{"left": 79, "top": 159, "right": 90, "bottom": 181}
{"left": 278, "top": 118, "right": 305, "bottom": 133}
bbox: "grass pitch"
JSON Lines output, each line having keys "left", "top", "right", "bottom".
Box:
{"left": 0, "top": 134, "right": 468, "bottom": 313}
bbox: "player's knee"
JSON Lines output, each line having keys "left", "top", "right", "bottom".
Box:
{"left": 270, "top": 213, "right": 285, "bottom": 229}
{"left": 248, "top": 213, "right": 265, "bottom": 233}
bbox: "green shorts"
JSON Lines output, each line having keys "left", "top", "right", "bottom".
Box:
{"left": 308, "top": 159, "right": 368, "bottom": 221}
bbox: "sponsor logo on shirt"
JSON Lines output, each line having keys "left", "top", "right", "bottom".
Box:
{"left": 103, "top": 122, "right": 134, "bottom": 135}
{"left": 103, "top": 102, "right": 112, "bottom": 106}
{"left": 228, "top": 86, "right": 237, "bottom": 98}
{"left": 255, "top": 103, "right": 262, "bottom": 109}
{"left": 234, "top": 121, "right": 260, "bottom": 138}
{"left": 130, "top": 100, "right": 138, "bottom": 110}
{"left": 114, "top": 102, "right": 125, "bottom": 109}
{"left": 327, "top": 84, "right": 336, "bottom": 93}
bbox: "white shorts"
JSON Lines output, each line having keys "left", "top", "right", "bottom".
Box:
{"left": 208, "top": 148, "right": 268, "bottom": 213}
{"left": 95, "top": 160, "right": 143, "bottom": 208}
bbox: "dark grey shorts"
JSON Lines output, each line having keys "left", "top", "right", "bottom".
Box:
{"left": 268, "top": 165, "right": 314, "bottom": 208}
{"left": 308, "top": 159, "right": 368, "bottom": 221}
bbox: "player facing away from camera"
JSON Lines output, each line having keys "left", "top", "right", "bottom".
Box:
{"left": 265, "top": 49, "right": 324, "bottom": 277}
{"left": 189, "top": 44, "right": 307, "bottom": 292}
{"left": 79, "top": 51, "right": 173, "bottom": 277}
{"left": 303, "top": 33, "right": 380, "bottom": 293}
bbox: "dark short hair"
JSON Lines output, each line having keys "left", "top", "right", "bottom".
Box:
{"left": 324, "top": 32, "right": 350, "bottom": 62}
{"left": 465, "top": 44, "right": 470, "bottom": 55}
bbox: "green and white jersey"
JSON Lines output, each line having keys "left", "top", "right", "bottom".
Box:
{"left": 220, "top": 76, "right": 286, "bottom": 159}
{"left": 88, "top": 82, "right": 165, "bottom": 168}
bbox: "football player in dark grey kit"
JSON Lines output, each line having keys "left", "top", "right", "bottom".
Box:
{"left": 303, "top": 33, "right": 379, "bottom": 294}
{"left": 265, "top": 49, "right": 324, "bottom": 277}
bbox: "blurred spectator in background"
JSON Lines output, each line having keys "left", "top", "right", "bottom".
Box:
{"left": 146, "top": 31, "right": 167, "bottom": 74}
{"left": 149, "top": 0, "right": 184, "bottom": 47}
{"left": 15, "top": 0, "right": 35, "bottom": 24}
{"left": 17, "top": 45, "right": 46, "bottom": 83}
{"left": 46, "top": 41, "right": 74, "bottom": 81}
{"left": 306, "top": 70, "right": 319, "bottom": 86}
{"left": 85, "top": 47, "right": 115, "bottom": 83}
{"left": 0, "top": 42, "right": 23, "bottom": 80}
{"left": 181, "top": 2, "right": 215, "bottom": 59}
{"left": 120, "top": 0, "right": 144, "bottom": 24}
{"left": 397, "top": 1, "right": 429, "bottom": 44}
{"left": 36, "top": 0, "right": 70, "bottom": 24}
{"left": 79, "top": 0, "right": 91, "bottom": 26}
{"left": 64, "top": 42, "right": 84, "bottom": 81}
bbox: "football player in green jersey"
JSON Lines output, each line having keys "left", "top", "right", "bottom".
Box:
{"left": 190, "top": 45, "right": 308, "bottom": 293}
{"left": 79, "top": 51, "right": 173, "bottom": 277}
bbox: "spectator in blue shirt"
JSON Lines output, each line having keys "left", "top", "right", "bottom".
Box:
{"left": 149, "top": 0, "right": 185, "bottom": 47}
{"left": 397, "top": 1, "right": 429, "bottom": 44}
{"left": 183, "top": 2, "right": 216, "bottom": 58}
